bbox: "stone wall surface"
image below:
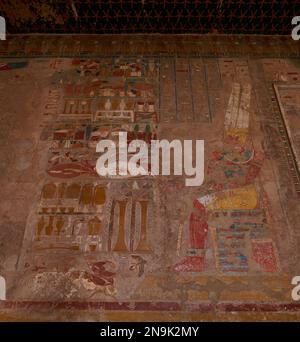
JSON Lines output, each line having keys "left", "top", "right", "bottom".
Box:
{"left": 0, "top": 35, "right": 300, "bottom": 321}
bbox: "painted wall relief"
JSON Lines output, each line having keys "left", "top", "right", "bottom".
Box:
{"left": 15, "top": 57, "right": 296, "bottom": 303}
{"left": 35, "top": 181, "right": 155, "bottom": 254}
{"left": 159, "top": 58, "right": 222, "bottom": 123}
{"left": 274, "top": 84, "right": 300, "bottom": 185}
{"left": 169, "top": 81, "right": 279, "bottom": 275}
{"left": 19, "top": 179, "right": 157, "bottom": 300}
{"left": 40, "top": 57, "right": 159, "bottom": 180}
{"left": 57, "top": 58, "right": 158, "bottom": 123}
{"left": 17, "top": 58, "right": 161, "bottom": 300}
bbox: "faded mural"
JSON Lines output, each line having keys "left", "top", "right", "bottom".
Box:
{"left": 0, "top": 36, "right": 300, "bottom": 320}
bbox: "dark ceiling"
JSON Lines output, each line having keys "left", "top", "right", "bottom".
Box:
{"left": 0, "top": 0, "right": 299, "bottom": 35}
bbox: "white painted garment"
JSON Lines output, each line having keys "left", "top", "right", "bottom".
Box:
{"left": 0, "top": 275, "right": 6, "bottom": 300}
